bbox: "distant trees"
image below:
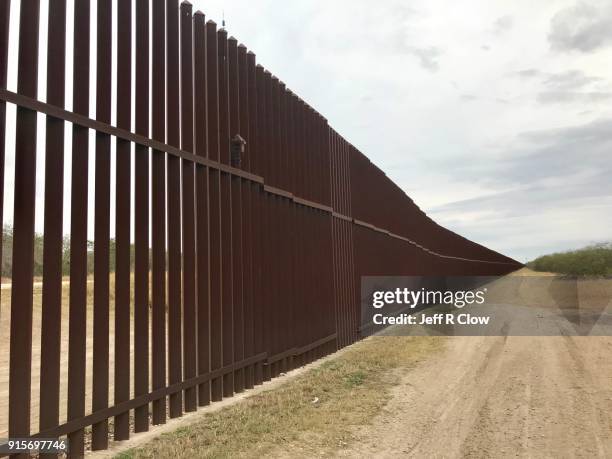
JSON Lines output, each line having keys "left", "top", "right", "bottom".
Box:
{"left": 528, "top": 243, "right": 612, "bottom": 276}
{"left": 2, "top": 225, "right": 139, "bottom": 278}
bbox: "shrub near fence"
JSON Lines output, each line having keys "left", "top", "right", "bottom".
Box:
{"left": 0, "top": 1, "right": 521, "bottom": 457}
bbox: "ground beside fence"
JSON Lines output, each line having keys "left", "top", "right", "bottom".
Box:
{"left": 109, "top": 336, "right": 443, "bottom": 459}
{"left": 114, "top": 333, "right": 612, "bottom": 459}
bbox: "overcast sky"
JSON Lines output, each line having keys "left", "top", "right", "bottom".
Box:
{"left": 4, "top": 0, "right": 612, "bottom": 262}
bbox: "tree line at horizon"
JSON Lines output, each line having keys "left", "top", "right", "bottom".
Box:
{"left": 1, "top": 225, "right": 139, "bottom": 278}
{"left": 528, "top": 242, "right": 612, "bottom": 277}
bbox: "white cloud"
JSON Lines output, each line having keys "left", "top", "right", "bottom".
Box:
{"left": 549, "top": 1, "right": 612, "bottom": 52}
{"left": 492, "top": 15, "right": 514, "bottom": 34}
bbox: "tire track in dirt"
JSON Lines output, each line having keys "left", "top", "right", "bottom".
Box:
{"left": 337, "top": 336, "right": 612, "bottom": 458}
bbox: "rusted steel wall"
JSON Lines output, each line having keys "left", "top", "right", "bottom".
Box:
{"left": 0, "top": 1, "right": 520, "bottom": 456}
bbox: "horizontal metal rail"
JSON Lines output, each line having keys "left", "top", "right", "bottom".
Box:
{"left": 21, "top": 352, "right": 268, "bottom": 441}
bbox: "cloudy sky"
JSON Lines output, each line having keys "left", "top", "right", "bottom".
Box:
{"left": 191, "top": 0, "right": 612, "bottom": 262}
{"left": 4, "top": 0, "right": 612, "bottom": 262}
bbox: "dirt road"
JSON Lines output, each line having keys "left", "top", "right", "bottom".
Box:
{"left": 340, "top": 336, "right": 612, "bottom": 458}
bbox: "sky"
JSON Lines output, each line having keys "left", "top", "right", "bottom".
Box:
{"left": 4, "top": 0, "right": 612, "bottom": 263}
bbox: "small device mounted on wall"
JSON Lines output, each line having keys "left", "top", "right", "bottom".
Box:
{"left": 231, "top": 134, "right": 246, "bottom": 167}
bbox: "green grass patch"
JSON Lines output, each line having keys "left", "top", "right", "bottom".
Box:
{"left": 345, "top": 370, "right": 366, "bottom": 388}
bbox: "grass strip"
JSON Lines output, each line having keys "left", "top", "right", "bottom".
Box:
{"left": 117, "top": 336, "right": 443, "bottom": 458}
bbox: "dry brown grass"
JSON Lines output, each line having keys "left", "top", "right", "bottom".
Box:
{"left": 116, "top": 336, "right": 443, "bottom": 459}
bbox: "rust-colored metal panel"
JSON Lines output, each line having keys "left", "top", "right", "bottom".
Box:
{"left": 67, "top": 1, "right": 90, "bottom": 455}
{"left": 261, "top": 70, "right": 272, "bottom": 381}
{"left": 113, "top": 0, "right": 132, "bottom": 441}
{"left": 92, "top": 0, "right": 112, "bottom": 448}
{"left": 228, "top": 36, "right": 245, "bottom": 392}
{"left": 253, "top": 63, "right": 265, "bottom": 385}
{"left": 285, "top": 91, "right": 296, "bottom": 370}
{"left": 278, "top": 82, "right": 289, "bottom": 374}
{"left": 0, "top": 0, "right": 9, "bottom": 314}
{"left": 181, "top": 1, "right": 197, "bottom": 413}
{"left": 39, "top": 2, "right": 66, "bottom": 450}
{"left": 133, "top": 0, "right": 150, "bottom": 433}
{"left": 9, "top": 0, "right": 40, "bottom": 452}
{"left": 166, "top": 0, "right": 183, "bottom": 420}
{"left": 194, "top": 11, "right": 211, "bottom": 406}
{"left": 218, "top": 28, "right": 235, "bottom": 397}
{"left": 207, "top": 20, "right": 223, "bottom": 402}
{"left": 270, "top": 77, "right": 281, "bottom": 377}
{"left": 241, "top": 47, "right": 255, "bottom": 388}
{"left": 152, "top": 0, "right": 167, "bottom": 426}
